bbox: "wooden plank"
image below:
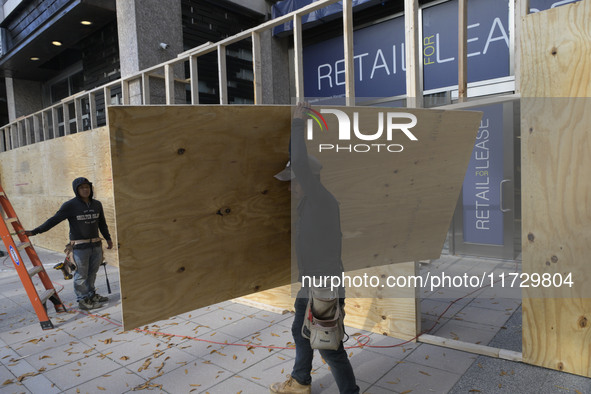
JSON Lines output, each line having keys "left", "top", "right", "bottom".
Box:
{"left": 306, "top": 107, "right": 481, "bottom": 272}
{"left": 512, "top": 0, "right": 530, "bottom": 93}
{"left": 458, "top": 0, "right": 468, "bottom": 101}
{"left": 33, "top": 115, "right": 41, "bottom": 142}
{"left": 109, "top": 106, "right": 292, "bottom": 329}
{"left": 24, "top": 119, "right": 31, "bottom": 145}
{"left": 0, "top": 126, "right": 117, "bottom": 266}
{"left": 404, "top": 0, "right": 422, "bottom": 108}
{"left": 520, "top": 0, "right": 591, "bottom": 378}
{"left": 251, "top": 32, "right": 262, "bottom": 105}
{"left": 89, "top": 93, "right": 98, "bottom": 129}
{"left": 51, "top": 107, "right": 59, "bottom": 137}
{"left": 10, "top": 124, "right": 18, "bottom": 149}
{"left": 189, "top": 57, "right": 198, "bottom": 105}
{"left": 293, "top": 14, "right": 304, "bottom": 100}
{"left": 122, "top": 80, "right": 130, "bottom": 105}
{"left": 62, "top": 103, "right": 70, "bottom": 135}
{"left": 109, "top": 105, "right": 481, "bottom": 330}
{"left": 164, "top": 65, "right": 174, "bottom": 105}
{"left": 343, "top": 0, "right": 355, "bottom": 106}
{"left": 74, "top": 98, "right": 83, "bottom": 133}
{"left": 0, "top": 128, "right": 5, "bottom": 152}
{"left": 103, "top": 86, "right": 111, "bottom": 126}
{"left": 217, "top": 45, "right": 228, "bottom": 104}
{"left": 141, "top": 74, "right": 151, "bottom": 105}
{"left": 420, "top": 334, "right": 523, "bottom": 362}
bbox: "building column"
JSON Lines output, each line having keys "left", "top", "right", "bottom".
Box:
{"left": 116, "top": 0, "right": 184, "bottom": 104}
{"left": 260, "top": 31, "right": 291, "bottom": 105}
{"left": 5, "top": 77, "right": 43, "bottom": 122}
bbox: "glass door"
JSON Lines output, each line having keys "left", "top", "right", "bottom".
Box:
{"left": 450, "top": 99, "right": 519, "bottom": 260}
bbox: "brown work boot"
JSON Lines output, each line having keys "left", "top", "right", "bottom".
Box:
{"left": 269, "top": 375, "right": 311, "bottom": 393}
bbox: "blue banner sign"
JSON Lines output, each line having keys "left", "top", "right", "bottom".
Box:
{"left": 301, "top": 0, "right": 581, "bottom": 98}
{"left": 462, "top": 104, "right": 504, "bottom": 245}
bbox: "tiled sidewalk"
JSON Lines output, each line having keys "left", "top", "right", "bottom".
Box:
{"left": 0, "top": 247, "right": 589, "bottom": 393}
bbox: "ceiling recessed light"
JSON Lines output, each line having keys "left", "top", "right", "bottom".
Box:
{"left": 52, "top": 41, "right": 62, "bottom": 46}
{"left": 80, "top": 20, "right": 92, "bottom": 25}
{"left": 30, "top": 57, "right": 40, "bottom": 61}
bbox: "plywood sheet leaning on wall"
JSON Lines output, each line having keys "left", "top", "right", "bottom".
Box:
{"left": 110, "top": 105, "right": 482, "bottom": 330}
{"left": 520, "top": 0, "right": 591, "bottom": 378}
{"left": 0, "top": 127, "right": 118, "bottom": 266}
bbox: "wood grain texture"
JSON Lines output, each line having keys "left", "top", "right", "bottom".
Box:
{"left": 110, "top": 105, "right": 480, "bottom": 331}
{"left": 109, "top": 106, "right": 293, "bottom": 330}
{"left": 521, "top": 0, "right": 591, "bottom": 377}
{"left": 520, "top": 1, "right": 591, "bottom": 97}
{"left": 0, "top": 127, "right": 118, "bottom": 266}
{"left": 306, "top": 106, "right": 482, "bottom": 274}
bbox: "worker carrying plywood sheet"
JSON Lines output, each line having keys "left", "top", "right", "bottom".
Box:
{"left": 25, "top": 177, "right": 114, "bottom": 311}
{"left": 270, "top": 103, "right": 360, "bottom": 394}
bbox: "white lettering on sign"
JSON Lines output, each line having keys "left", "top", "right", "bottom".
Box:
{"left": 483, "top": 18, "right": 509, "bottom": 55}
{"left": 423, "top": 19, "right": 509, "bottom": 67}
{"left": 474, "top": 118, "right": 490, "bottom": 231}
{"left": 316, "top": 44, "right": 405, "bottom": 91}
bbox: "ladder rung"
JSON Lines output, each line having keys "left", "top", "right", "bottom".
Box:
{"left": 6, "top": 217, "right": 18, "bottom": 223}
{"left": 28, "top": 266, "right": 44, "bottom": 277}
{"left": 39, "top": 289, "right": 55, "bottom": 305}
{"left": 16, "top": 242, "right": 31, "bottom": 251}
{"left": 0, "top": 192, "right": 5, "bottom": 197}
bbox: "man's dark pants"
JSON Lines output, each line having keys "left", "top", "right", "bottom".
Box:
{"left": 291, "top": 290, "right": 360, "bottom": 393}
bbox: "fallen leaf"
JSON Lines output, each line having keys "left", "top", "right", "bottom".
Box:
{"left": 468, "top": 390, "right": 481, "bottom": 393}
{"left": 401, "top": 390, "right": 413, "bottom": 394}
{"left": 97, "top": 386, "right": 106, "bottom": 390}
{"left": 477, "top": 363, "right": 483, "bottom": 369}
{"left": 120, "top": 356, "right": 129, "bottom": 361}
{"left": 419, "top": 371, "right": 431, "bottom": 376}
{"left": 2, "top": 379, "right": 13, "bottom": 385}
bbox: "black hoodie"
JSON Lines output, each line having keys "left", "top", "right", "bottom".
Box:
{"left": 31, "top": 177, "right": 111, "bottom": 245}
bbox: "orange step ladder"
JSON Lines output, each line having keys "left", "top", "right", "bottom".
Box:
{"left": 0, "top": 184, "right": 66, "bottom": 330}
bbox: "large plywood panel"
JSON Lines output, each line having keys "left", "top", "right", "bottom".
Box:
{"left": 521, "top": 0, "right": 591, "bottom": 377}
{"left": 110, "top": 105, "right": 481, "bottom": 330}
{"left": 0, "top": 127, "right": 117, "bottom": 266}
{"left": 305, "top": 107, "right": 482, "bottom": 274}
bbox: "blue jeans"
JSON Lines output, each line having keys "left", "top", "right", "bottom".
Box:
{"left": 72, "top": 243, "right": 103, "bottom": 301}
{"left": 291, "top": 291, "right": 360, "bottom": 393}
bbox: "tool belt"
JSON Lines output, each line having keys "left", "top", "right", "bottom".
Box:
{"left": 301, "top": 287, "right": 345, "bottom": 351}
{"left": 70, "top": 238, "right": 102, "bottom": 245}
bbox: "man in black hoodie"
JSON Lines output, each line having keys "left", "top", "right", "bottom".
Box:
{"left": 25, "top": 177, "right": 113, "bottom": 310}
